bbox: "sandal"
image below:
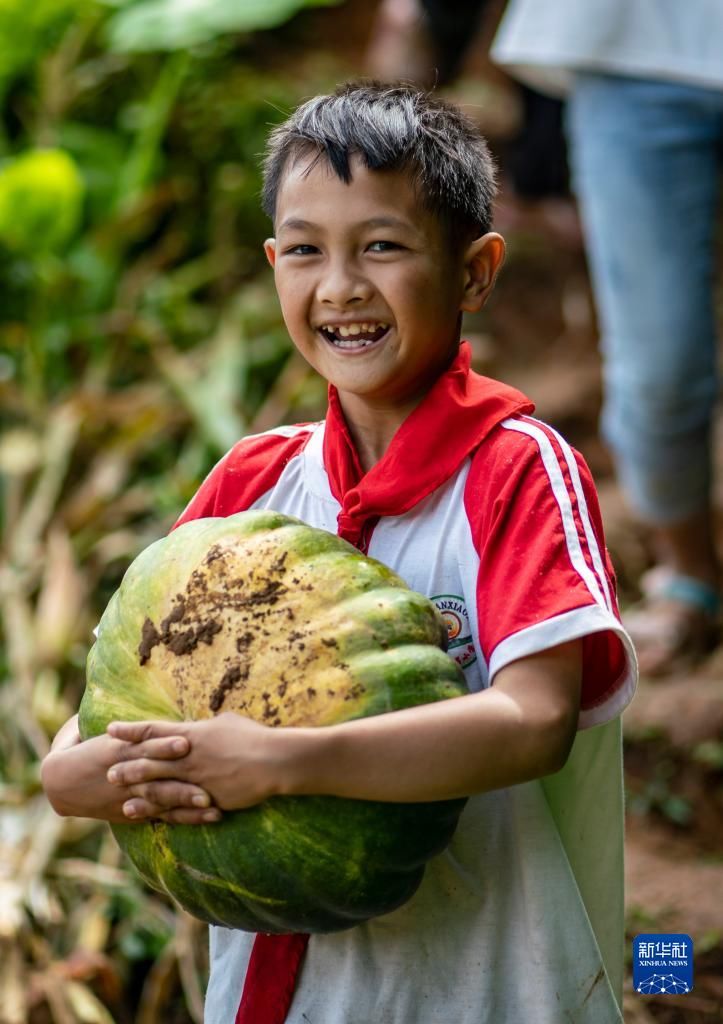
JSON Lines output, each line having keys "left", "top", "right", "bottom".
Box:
{"left": 624, "top": 567, "right": 720, "bottom": 677}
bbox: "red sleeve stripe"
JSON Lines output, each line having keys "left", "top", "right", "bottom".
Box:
{"left": 500, "top": 417, "right": 613, "bottom": 613}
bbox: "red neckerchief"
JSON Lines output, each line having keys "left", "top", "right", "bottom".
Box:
{"left": 236, "top": 342, "right": 533, "bottom": 1024}
{"left": 324, "top": 341, "right": 534, "bottom": 548}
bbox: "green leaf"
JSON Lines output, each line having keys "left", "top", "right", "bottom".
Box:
{"left": 57, "top": 122, "right": 127, "bottom": 221}
{"left": 114, "top": 52, "right": 190, "bottom": 210}
{"left": 107, "top": 0, "right": 341, "bottom": 52}
{"left": 0, "top": 0, "right": 85, "bottom": 85}
{"left": 0, "top": 149, "right": 85, "bottom": 254}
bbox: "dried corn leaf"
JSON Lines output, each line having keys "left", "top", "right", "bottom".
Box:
{"left": 136, "top": 939, "right": 178, "bottom": 1024}
{"left": 26, "top": 876, "right": 64, "bottom": 928}
{"left": 176, "top": 913, "right": 205, "bottom": 1024}
{"left": 150, "top": 312, "right": 246, "bottom": 454}
{"left": 247, "top": 348, "right": 310, "bottom": 435}
{"left": 65, "top": 979, "right": 117, "bottom": 1024}
{"left": 40, "top": 972, "right": 77, "bottom": 1024}
{"left": 0, "top": 429, "right": 43, "bottom": 477}
{"left": 60, "top": 453, "right": 132, "bottom": 534}
{"left": 9, "top": 404, "right": 81, "bottom": 567}
{"left": 32, "top": 670, "right": 75, "bottom": 738}
{"left": 35, "top": 528, "right": 87, "bottom": 663}
{"left": 52, "top": 860, "right": 128, "bottom": 890}
{"left": 0, "top": 880, "right": 24, "bottom": 939}
{"left": 57, "top": 951, "right": 122, "bottom": 1006}
{"left": 75, "top": 893, "right": 112, "bottom": 955}
{"left": 0, "top": 941, "right": 27, "bottom": 1024}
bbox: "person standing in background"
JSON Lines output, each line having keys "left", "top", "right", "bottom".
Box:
{"left": 493, "top": 0, "right": 723, "bottom": 675}
{"left": 366, "top": 0, "right": 575, "bottom": 238}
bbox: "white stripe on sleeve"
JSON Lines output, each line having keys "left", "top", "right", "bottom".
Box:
{"left": 500, "top": 417, "right": 610, "bottom": 611}
{"left": 526, "top": 416, "right": 614, "bottom": 612}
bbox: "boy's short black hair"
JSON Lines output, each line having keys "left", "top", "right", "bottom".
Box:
{"left": 262, "top": 80, "right": 497, "bottom": 243}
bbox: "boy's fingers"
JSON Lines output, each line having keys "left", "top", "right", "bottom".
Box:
{"left": 108, "top": 721, "right": 185, "bottom": 742}
{"left": 127, "top": 780, "right": 212, "bottom": 809}
{"left": 157, "top": 808, "right": 223, "bottom": 825}
{"left": 122, "top": 797, "right": 221, "bottom": 825}
{"left": 113, "top": 735, "right": 190, "bottom": 762}
{"left": 108, "top": 757, "right": 188, "bottom": 786}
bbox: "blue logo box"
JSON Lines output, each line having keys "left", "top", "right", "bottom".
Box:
{"left": 633, "top": 934, "right": 693, "bottom": 995}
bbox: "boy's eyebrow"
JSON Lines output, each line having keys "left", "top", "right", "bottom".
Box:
{"left": 277, "top": 215, "right": 415, "bottom": 233}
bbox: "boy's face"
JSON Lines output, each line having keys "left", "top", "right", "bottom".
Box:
{"left": 265, "top": 155, "right": 503, "bottom": 415}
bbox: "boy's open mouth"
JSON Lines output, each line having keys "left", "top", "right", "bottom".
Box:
{"left": 319, "top": 322, "right": 390, "bottom": 350}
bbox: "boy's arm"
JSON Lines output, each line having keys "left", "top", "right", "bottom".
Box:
{"left": 41, "top": 714, "right": 220, "bottom": 824}
{"left": 106, "top": 639, "right": 581, "bottom": 815}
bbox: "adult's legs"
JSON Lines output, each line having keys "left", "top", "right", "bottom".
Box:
{"left": 568, "top": 73, "right": 723, "bottom": 671}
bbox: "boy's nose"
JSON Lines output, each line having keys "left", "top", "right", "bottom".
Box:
{"left": 316, "top": 261, "right": 372, "bottom": 307}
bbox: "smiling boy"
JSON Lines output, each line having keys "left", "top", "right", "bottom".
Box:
{"left": 43, "top": 82, "right": 637, "bottom": 1023}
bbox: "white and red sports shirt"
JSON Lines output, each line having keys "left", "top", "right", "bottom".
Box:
{"left": 181, "top": 342, "right": 636, "bottom": 1024}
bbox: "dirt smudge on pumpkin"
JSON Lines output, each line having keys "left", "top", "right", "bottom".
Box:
{"left": 165, "top": 619, "right": 223, "bottom": 656}
{"left": 160, "top": 596, "right": 186, "bottom": 633}
{"left": 138, "top": 618, "right": 161, "bottom": 665}
{"left": 260, "top": 690, "right": 280, "bottom": 721}
{"left": 209, "top": 663, "right": 249, "bottom": 712}
{"left": 138, "top": 607, "right": 223, "bottom": 666}
{"left": 236, "top": 630, "right": 254, "bottom": 653}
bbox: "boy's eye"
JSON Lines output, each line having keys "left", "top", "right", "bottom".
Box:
{"left": 367, "top": 240, "right": 400, "bottom": 253}
{"left": 284, "top": 244, "right": 318, "bottom": 256}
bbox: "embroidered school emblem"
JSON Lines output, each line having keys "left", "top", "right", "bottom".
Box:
{"left": 431, "top": 594, "right": 477, "bottom": 670}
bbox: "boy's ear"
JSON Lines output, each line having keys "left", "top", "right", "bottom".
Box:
{"left": 460, "top": 233, "right": 505, "bottom": 313}
{"left": 264, "top": 238, "right": 277, "bottom": 268}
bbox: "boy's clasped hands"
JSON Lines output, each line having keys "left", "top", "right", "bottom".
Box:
{"left": 107, "top": 714, "right": 258, "bottom": 823}
{"left": 43, "top": 711, "right": 277, "bottom": 825}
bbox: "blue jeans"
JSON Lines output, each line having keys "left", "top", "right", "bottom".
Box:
{"left": 567, "top": 73, "right": 723, "bottom": 525}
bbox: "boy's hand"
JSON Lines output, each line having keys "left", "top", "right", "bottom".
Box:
{"left": 107, "top": 714, "right": 277, "bottom": 815}
{"left": 41, "top": 714, "right": 217, "bottom": 825}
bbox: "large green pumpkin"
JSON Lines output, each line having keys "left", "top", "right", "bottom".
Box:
{"left": 79, "top": 510, "right": 468, "bottom": 933}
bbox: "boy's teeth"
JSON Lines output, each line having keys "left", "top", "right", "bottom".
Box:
{"left": 324, "top": 322, "right": 387, "bottom": 335}
{"left": 319, "top": 322, "right": 389, "bottom": 348}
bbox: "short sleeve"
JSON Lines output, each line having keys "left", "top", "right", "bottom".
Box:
{"left": 465, "top": 416, "right": 637, "bottom": 728}
{"left": 173, "top": 426, "right": 315, "bottom": 530}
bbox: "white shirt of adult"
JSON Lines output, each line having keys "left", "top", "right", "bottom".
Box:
{"left": 491, "top": 0, "right": 723, "bottom": 96}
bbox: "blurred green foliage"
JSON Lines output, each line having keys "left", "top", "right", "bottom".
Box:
{"left": 0, "top": 5, "right": 341, "bottom": 1015}
{"left": 104, "top": 0, "right": 342, "bottom": 52}
{"left": 0, "top": 0, "right": 83, "bottom": 87}
{"left": 0, "top": 147, "right": 85, "bottom": 251}
{"left": 0, "top": 0, "right": 335, "bottom": 470}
